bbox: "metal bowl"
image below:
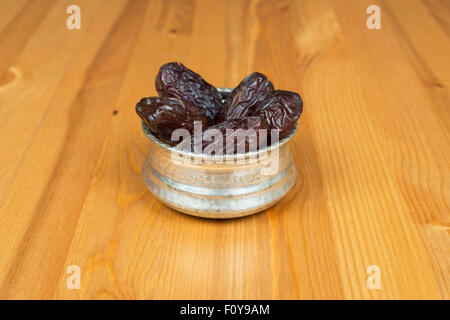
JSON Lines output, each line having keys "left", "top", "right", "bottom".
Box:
{"left": 141, "top": 88, "right": 297, "bottom": 219}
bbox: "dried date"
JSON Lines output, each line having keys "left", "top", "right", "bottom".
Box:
{"left": 136, "top": 96, "right": 208, "bottom": 146}
{"left": 136, "top": 62, "right": 303, "bottom": 151}
{"left": 217, "top": 72, "right": 274, "bottom": 122}
{"left": 155, "top": 62, "right": 223, "bottom": 124}
{"left": 254, "top": 90, "right": 303, "bottom": 139}
{"left": 194, "top": 116, "right": 269, "bottom": 155}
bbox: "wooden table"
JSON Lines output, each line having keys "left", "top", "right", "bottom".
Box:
{"left": 0, "top": 0, "right": 448, "bottom": 300}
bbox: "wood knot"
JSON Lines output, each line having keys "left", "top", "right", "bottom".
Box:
{"left": 0, "top": 66, "right": 21, "bottom": 89}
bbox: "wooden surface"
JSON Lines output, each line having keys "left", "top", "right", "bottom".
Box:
{"left": 0, "top": 0, "right": 448, "bottom": 300}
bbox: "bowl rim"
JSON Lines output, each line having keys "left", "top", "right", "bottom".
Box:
{"left": 140, "top": 87, "right": 298, "bottom": 160}
{"left": 142, "top": 122, "right": 297, "bottom": 160}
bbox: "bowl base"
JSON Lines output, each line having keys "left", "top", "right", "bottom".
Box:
{"left": 142, "top": 162, "right": 297, "bottom": 219}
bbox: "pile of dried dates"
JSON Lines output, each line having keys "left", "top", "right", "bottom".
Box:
{"left": 136, "top": 62, "right": 303, "bottom": 154}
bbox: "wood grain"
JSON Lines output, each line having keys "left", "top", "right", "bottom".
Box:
{"left": 0, "top": 0, "right": 448, "bottom": 300}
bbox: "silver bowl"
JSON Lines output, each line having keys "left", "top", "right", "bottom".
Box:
{"left": 141, "top": 88, "right": 297, "bottom": 219}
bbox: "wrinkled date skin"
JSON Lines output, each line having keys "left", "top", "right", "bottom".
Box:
{"left": 255, "top": 90, "right": 303, "bottom": 139}
{"left": 155, "top": 62, "right": 223, "bottom": 124}
{"left": 194, "top": 116, "right": 270, "bottom": 155}
{"left": 217, "top": 72, "right": 274, "bottom": 122}
{"left": 136, "top": 97, "right": 208, "bottom": 146}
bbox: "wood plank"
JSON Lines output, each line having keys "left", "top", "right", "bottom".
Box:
{"left": 0, "top": 0, "right": 141, "bottom": 299}
{"left": 331, "top": 0, "right": 448, "bottom": 298}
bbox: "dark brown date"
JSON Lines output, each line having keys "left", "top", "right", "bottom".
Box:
{"left": 254, "top": 90, "right": 303, "bottom": 139}
{"left": 136, "top": 97, "right": 208, "bottom": 146}
{"left": 155, "top": 62, "right": 222, "bottom": 124}
{"left": 217, "top": 72, "right": 274, "bottom": 122}
{"left": 193, "top": 116, "right": 269, "bottom": 155}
